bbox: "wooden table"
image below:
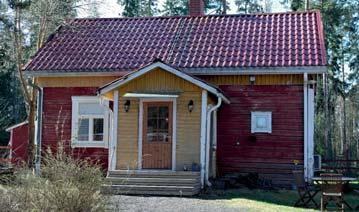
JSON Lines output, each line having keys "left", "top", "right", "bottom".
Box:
{"left": 312, "top": 177, "right": 357, "bottom": 210}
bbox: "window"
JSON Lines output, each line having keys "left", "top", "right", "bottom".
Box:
{"left": 71, "top": 96, "right": 109, "bottom": 148}
{"left": 146, "top": 104, "right": 170, "bottom": 143}
{"left": 251, "top": 111, "right": 272, "bottom": 133}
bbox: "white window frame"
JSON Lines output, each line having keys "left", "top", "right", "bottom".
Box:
{"left": 71, "top": 96, "right": 109, "bottom": 148}
{"left": 251, "top": 111, "right": 272, "bottom": 133}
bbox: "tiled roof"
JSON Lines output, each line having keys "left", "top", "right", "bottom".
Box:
{"left": 24, "top": 10, "right": 327, "bottom": 73}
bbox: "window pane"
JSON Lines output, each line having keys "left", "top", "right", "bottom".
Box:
{"left": 147, "top": 106, "right": 157, "bottom": 118}
{"left": 256, "top": 117, "right": 267, "bottom": 129}
{"left": 146, "top": 105, "right": 170, "bottom": 142}
{"left": 78, "top": 118, "right": 89, "bottom": 141}
{"left": 79, "top": 102, "right": 104, "bottom": 115}
{"left": 159, "top": 106, "right": 168, "bottom": 118}
{"left": 93, "top": 118, "right": 104, "bottom": 141}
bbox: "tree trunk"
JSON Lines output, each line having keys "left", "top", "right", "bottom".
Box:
{"left": 222, "top": 0, "right": 226, "bottom": 14}
{"left": 13, "top": 4, "right": 36, "bottom": 168}
{"left": 305, "top": 0, "right": 310, "bottom": 10}
{"left": 27, "top": 98, "right": 36, "bottom": 168}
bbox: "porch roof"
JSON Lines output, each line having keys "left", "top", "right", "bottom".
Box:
{"left": 97, "top": 60, "right": 230, "bottom": 104}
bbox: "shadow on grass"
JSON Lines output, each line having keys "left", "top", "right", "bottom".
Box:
{"left": 198, "top": 188, "right": 359, "bottom": 211}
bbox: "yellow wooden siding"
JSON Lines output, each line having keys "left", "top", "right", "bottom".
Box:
{"left": 36, "top": 76, "right": 118, "bottom": 87}
{"left": 118, "top": 68, "right": 201, "bottom": 93}
{"left": 116, "top": 98, "right": 139, "bottom": 169}
{"left": 175, "top": 91, "right": 201, "bottom": 170}
{"left": 200, "top": 74, "right": 303, "bottom": 85}
{"left": 116, "top": 68, "right": 202, "bottom": 170}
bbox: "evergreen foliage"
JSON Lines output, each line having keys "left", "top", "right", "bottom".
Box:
{"left": 162, "top": 0, "right": 188, "bottom": 16}
{"left": 235, "top": 0, "right": 263, "bottom": 14}
{"left": 118, "top": 0, "right": 158, "bottom": 17}
{"left": 281, "top": 0, "right": 359, "bottom": 161}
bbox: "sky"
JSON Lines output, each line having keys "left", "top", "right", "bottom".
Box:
{"left": 78, "top": 0, "right": 288, "bottom": 18}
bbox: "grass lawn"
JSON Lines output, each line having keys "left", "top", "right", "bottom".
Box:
{"left": 202, "top": 188, "right": 359, "bottom": 212}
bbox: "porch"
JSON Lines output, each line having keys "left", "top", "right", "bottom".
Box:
{"left": 98, "top": 61, "right": 229, "bottom": 195}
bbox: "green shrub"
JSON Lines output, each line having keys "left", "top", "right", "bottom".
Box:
{"left": 0, "top": 145, "right": 107, "bottom": 212}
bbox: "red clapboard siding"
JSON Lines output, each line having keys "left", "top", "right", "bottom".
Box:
{"left": 42, "top": 87, "right": 108, "bottom": 170}
{"left": 9, "top": 123, "right": 29, "bottom": 165}
{"left": 217, "top": 85, "right": 304, "bottom": 187}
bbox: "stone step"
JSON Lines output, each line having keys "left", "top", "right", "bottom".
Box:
{"left": 101, "top": 184, "right": 201, "bottom": 196}
{"left": 105, "top": 177, "right": 200, "bottom": 186}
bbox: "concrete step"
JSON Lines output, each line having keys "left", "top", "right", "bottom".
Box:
{"left": 104, "top": 170, "right": 201, "bottom": 196}
{"left": 101, "top": 184, "right": 201, "bottom": 196}
{"left": 108, "top": 170, "right": 200, "bottom": 178}
{"left": 105, "top": 177, "right": 200, "bottom": 186}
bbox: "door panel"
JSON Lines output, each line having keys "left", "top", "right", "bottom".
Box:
{"left": 142, "top": 102, "right": 172, "bottom": 169}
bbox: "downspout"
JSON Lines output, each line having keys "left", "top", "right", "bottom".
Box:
{"left": 200, "top": 90, "right": 208, "bottom": 188}
{"left": 303, "top": 73, "right": 308, "bottom": 181}
{"left": 205, "top": 97, "right": 222, "bottom": 186}
{"left": 29, "top": 82, "right": 42, "bottom": 175}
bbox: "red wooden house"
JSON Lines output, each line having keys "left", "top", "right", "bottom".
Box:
{"left": 14, "top": 0, "right": 326, "bottom": 195}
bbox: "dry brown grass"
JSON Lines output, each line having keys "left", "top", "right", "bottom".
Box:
{"left": 0, "top": 145, "right": 107, "bottom": 212}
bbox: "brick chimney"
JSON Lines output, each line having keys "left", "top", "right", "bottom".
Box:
{"left": 189, "top": 0, "right": 205, "bottom": 16}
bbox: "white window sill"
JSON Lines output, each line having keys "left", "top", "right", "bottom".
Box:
{"left": 71, "top": 142, "right": 107, "bottom": 148}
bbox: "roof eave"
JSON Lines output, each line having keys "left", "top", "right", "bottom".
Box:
{"left": 24, "top": 66, "right": 327, "bottom": 77}
{"left": 184, "top": 66, "right": 327, "bottom": 75}
{"left": 23, "top": 70, "right": 129, "bottom": 77}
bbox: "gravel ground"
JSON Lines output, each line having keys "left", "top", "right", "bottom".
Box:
{"left": 110, "top": 195, "right": 245, "bottom": 212}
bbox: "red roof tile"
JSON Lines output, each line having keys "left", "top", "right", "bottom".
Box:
{"left": 24, "top": 10, "right": 327, "bottom": 73}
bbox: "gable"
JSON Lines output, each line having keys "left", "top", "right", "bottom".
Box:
{"left": 118, "top": 68, "right": 202, "bottom": 94}
{"left": 98, "top": 62, "right": 229, "bottom": 103}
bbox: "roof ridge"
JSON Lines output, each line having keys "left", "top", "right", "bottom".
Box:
{"left": 69, "top": 10, "right": 320, "bottom": 22}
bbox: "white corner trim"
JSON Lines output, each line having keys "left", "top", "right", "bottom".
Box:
{"left": 138, "top": 99, "right": 143, "bottom": 170}
{"left": 99, "top": 62, "right": 230, "bottom": 104}
{"left": 172, "top": 98, "right": 177, "bottom": 171}
{"left": 200, "top": 90, "right": 208, "bottom": 188}
{"left": 111, "top": 90, "right": 119, "bottom": 170}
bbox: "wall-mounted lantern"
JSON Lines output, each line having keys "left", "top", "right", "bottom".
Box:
{"left": 124, "top": 100, "right": 130, "bottom": 112}
{"left": 188, "top": 100, "right": 194, "bottom": 112}
{"left": 249, "top": 75, "right": 256, "bottom": 85}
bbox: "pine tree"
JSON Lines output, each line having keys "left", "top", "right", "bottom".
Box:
{"left": 235, "top": 0, "right": 263, "bottom": 14}
{"left": 118, "top": 0, "right": 158, "bottom": 17}
{"left": 282, "top": 0, "right": 359, "bottom": 162}
{"left": 0, "top": 1, "right": 27, "bottom": 145}
{"left": 205, "top": 0, "right": 230, "bottom": 15}
{"left": 0, "top": 0, "right": 86, "bottom": 165}
{"left": 139, "top": 0, "right": 158, "bottom": 16}
{"left": 118, "top": 0, "right": 140, "bottom": 17}
{"left": 162, "top": 0, "right": 188, "bottom": 16}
